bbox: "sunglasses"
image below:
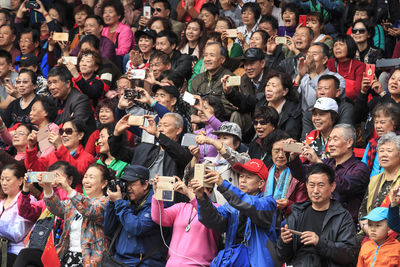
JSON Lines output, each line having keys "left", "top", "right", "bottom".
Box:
{"left": 351, "top": 28, "right": 367, "bottom": 34}
{"left": 154, "top": 7, "right": 162, "bottom": 12}
{"left": 253, "top": 120, "right": 268, "bottom": 126}
{"left": 60, "top": 128, "right": 74, "bottom": 135}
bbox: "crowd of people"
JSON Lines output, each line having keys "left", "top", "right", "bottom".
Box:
{"left": 0, "top": 0, "right": 399, "bottom": 266}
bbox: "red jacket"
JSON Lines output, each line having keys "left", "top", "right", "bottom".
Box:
{"left": 17, "top": 187, "right": 69, "bottom": 223}
{"left": 85, "top": 129, "right": 136, "bottom": 156}
{"left": 24, "top": 145, "right": 94, "bottom": 190}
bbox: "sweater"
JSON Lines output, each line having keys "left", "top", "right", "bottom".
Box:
{"left": 151, "top": 197, "right": 219, "bottom": 267}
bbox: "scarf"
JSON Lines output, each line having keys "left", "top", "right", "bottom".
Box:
{"left": 264, "top": 165, "right": 292, "bottom": 200}
{"left": 366, "top": 137, "right": 378, "bottom": 170}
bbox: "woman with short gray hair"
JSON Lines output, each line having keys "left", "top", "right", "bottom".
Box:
{"left": 358, "top": 132, "right": 400, "bottom": 241}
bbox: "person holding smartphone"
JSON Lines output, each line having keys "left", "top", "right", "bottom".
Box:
{"left": 0, "top": 50, "right": 18, "bottom": 109}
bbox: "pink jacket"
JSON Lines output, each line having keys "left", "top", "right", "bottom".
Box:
{"left": 101, "top": 22, "right": 133, "bottom": 56}
{"left": 18, "top": 187, "right": 69, "bottom": 222}
{"left": 151, "top": 196, "right": 220, "bottom": 267}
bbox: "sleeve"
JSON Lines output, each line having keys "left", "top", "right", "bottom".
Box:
{"left": 151, "top": 196, "right": 180, "bottom": 227}
{"left": 353, "top": 91, "right": 370, "bottom": 124}
{"left": 174, "top": 54, "right": 193, "bottom": 80}
{"left": 197, "top": 194, "right": 228, "bottom": 233}
{"left": 69, "top": 93, "right": 96, "bottom": 128}
{"left": 114, "top": 199, "right": 156, "bottom": 236}
{"left": 276, "top": 212, "right": 297, "bottom": 262}
{"left": 220, "top": 145, "right": 251, "bottom": 166}
{"left": 217, "top": 180, "right": 277, "bottom": 228}
{"left": 301, "top": 111, "right": 314, "bottom": 141}
{"left": 287, "top": 0, "right": 310, "bottom": 11}
{"left": 0, "top": 150, "right": 24, "bottom": 169}
{"left": 286, "top": 156, "right": 308, "bottom": 183}
{"left": 3, "top": 101, "right": 13, "bottom": 128}
{"left": 24, "top": 145, "right": 49, "bottom": 172}
{"left": 85, "top": 131, "right": 98, "bottom": 156}
{"left": 207, "top": 115, "right": 223, "bottom": 131}
{"left": 108, "top": 133, "right": 135, "bottom": 163}
{"left": 315, "top": 211, "right": 357, "bottom": 264}
{"left": 338, "top": 101, "right": 354, "bottom": 125}
{"left": 70, "top": 193, "right": 107, "bottom": 224}
{"left": 116, "top": 26, "right": 133, "bottom": 56}
{"left": 318, "top": 0, "right": 344, "bottom": 12}
{"left": 153, "top": 102, "right": 171, "bottom": 118}
{"left": 224, "top": 90, "right": 257, "bottom": 114}
{"left": 388, "top": 206, "right": 400, "bottom": 234}
{"left": 104, "top": 201, "right": 119, "bottom": 236}
{"left": 74, "top": 75, "right": 106, "bottom": 101}
{"left": 17, "top": 193, "right": 43, "bottom": 222}
{"left": 157, "top": 133, "right": 192, "bottom": 168}
{"left": 53, "top": 145, "right": 94, "bottom": 175}
{"left": 0, "top": 128, "right": 12, "bottom": 145}
{"left": 335, "top": 162, "right": 369, "bottom": 197}
{"left": 44, "top": 193, "right": 67, "bottom": 219}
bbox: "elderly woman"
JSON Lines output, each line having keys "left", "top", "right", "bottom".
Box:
{"left": 0, "top": 164, "right": 35, "bottom": 266}
{"left": 359, "top": 133, "right": 400, "bottom": 239}
{"left": 264, "top": 130, "right": 307, "bottom": 222}
{"left": 43, "top": 163, "right": 111, "bottom": 266}
{"left": 362, "top": 103, "right": 400, "bottom": 178}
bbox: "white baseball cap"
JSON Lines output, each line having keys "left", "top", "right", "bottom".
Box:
{"left": 313, "top": 97, "right": 338, "bottom": 113}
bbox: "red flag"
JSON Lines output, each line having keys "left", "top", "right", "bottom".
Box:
{"left": 41, "top": 231, "right": 60, "bottom": 267}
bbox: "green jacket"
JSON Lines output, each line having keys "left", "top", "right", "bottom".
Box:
{"left": 96, "top": 157, "right": 129, "bottom": 178}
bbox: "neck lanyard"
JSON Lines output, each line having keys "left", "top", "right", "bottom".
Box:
{"left": 185, "top": 207, "right": 197, "bottom": 232}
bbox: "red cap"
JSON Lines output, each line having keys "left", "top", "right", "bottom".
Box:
{"left": 232, "top": 159, "right": 269, "bottom": 182}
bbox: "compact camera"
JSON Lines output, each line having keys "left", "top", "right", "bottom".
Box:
{"left": 124, "top": 88, "right": 141, "bottom": 100}
{"left": 25, "top": 0, "right": 40, "bottom": 9}
{"left": 108, "top": 179, "right": 128, "bottom": 193}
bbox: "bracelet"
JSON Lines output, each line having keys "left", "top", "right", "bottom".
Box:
{"left": 151, "top": 100, "right": 157, "bottom": 107}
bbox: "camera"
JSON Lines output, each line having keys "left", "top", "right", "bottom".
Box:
{"left": 108, "top": 179, "right": 127, "bottom": 193}
{"left": 124, "top": 88, "right": 141, "bottom": 100}
{"left": 25, "top": 0, "right": 40, "bottom": 9}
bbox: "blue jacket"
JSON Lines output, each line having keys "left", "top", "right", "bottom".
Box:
{"left": 104, "top": 190, "right": 167, "bottom": 267}
{"left": 197, "top": 180, "right": 279, "bottom": 267}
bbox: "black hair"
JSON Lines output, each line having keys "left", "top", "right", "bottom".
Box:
{"left": 87, "top": 163, "right": 115, "bottom": 194}
{"left": 159, "top": 70, "right": 184, "bottom": 89}
{"left": 95, "top": 98, "right": 117, "bottom": 119}
{"left": 49, "top": 2, "right": 67, "bottom": 23}
{"left": 178, "top": 18, "right": 207, "bottom": 59}
{"left": 0, "top": 10, "right": 12, "bottom": 24}
{"left": 373, "top": 102, "right": 400, "bottom": 131}
{"left": 253, "top": 106, "right": 279, "bottom": 128}
{"left": 318, "top": 74, "right": 340, "bottom": 90}
{"left": 264, "top": 129, "right": 290, "bottom": 155}
{"left": 2, "top": 163, "right": 25, "bottom": 180}
{"left": 217, "top": 16, "right": 235, "bottom": 29}
{"left": 353, "top": 2, "right": 375, "bottom": 20}
{"left": 242, "top": 2, "right": 261, "bottom": 22}
{"left": 333, "top": 35, "right": 357, "bottom": 59}
{"left": 259, "top": 15, "right": 278, "bottom": 30}
{"left": 307, "top": 11, "right": 324, "bottom": 25}
{"left": 149, "top": 50, "right": 171, "bottom": 65}
{"left": 62, "top": 117, "right": 87, "bottom": 143}
{"left": 32, "top": 95, "right": 58, "bottom": 123}
{"left": 17, "top": 122, "right": 37, "bottom": 133}
{"left": 266, "top": 71, "right": 299, "bottom": 102}
{"left": 48, "top": 161, "right": 79, "bottom": 189}
{"left": 281, "top": 2, "right": 301, "bottom": 21}
{"left": 101, "top": 0, "right": 124, "bottom": 21}
{"left": 306, "top": 163, "right": 335, "bottom": 184}
{"left": 202, "top": 95, "right": 225, "bottom": 121}
{"left": 310, "top": 42, "right": 329, "bottom": 58}
{"left": 19, "top": 68, "right": 37, "bottom": 85}
{"left": 0, "top": 49, "right": 12, "bottom": 64}
{"left": 85, "top": 15, "right": 104, "bottom": 26}
{"left": 200, "top": 2, "right": 219, "bottom": 17}
{"left": 153, "top": 0, "right": 171, "bottom": 10}
{"left": 47, "top": 65, "right": 73, "bottom": 86}
{"left": 147, "top": 16, "right": 172, "bottom": 32}
{"left": 157, "top": 30, "right": 179, "bottom": 46}
{"left": 352, "top": 19, "right": 375, "bottom": 44}
{"left": 99, "top": 123, "right": 115, "bottom": 135}
{"left": 251, "top": 30, "right": 269, "bottom": 48}
{"left": 80, "top": 34, "right": 100, "bottom": 50}
{"left": 20, "top": 27, "right": 40, "bottom": 44}
{"left": 207, "top": 31, "right": 222, "bottom": 43}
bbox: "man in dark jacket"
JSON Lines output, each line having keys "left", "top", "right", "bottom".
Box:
{"left": 278, "top": 163, "right": 357, "bottom": 267}
{"left": 109, "top": 112, "right": 192, "bottom": 178}
{"left": 105, "top": 165, "right": 168, "bottom": 266}
{"left": 47, "top": 66, "right": 96, "bottom": 135}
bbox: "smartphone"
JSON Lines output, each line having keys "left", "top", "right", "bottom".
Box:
{"left": 283, "top": 142, "right": 304, "bottom": 154}
{"left": 143, "top": 6, "right": 151, "bottom": 19}
{"left": 182, "top": 91, "right": 198, "bottom": 106}
{"left": 63, "top": 56, "right": 78, "bottom": 65}
{"left": 365, "top": 64, "right": 375, "bottom": 84}
{"left": 37, "top": 126, "right": 53, "bottom": 152}
{"left": 53, "top": 32, "right": 69, "bottom": 42}
{"left": 288, "top": 229, "right": 302, "bottom": 236}
{"left": 299, "top": 15, "right": 307, "bottom": 26}
{"left": 225, "top": 29, "right": 238, "bottom": 38}
{"left": 27, "top": 172, "right": 55, "bottom": 183}
{"left": 226, "top": 76, "right": 241, "bottom": 87}
{"left": 181, "top": 133, "right": 197, "bottom": 147}
{"left": 275, "top": 36, "right": 287, "bottom": 45}
{"left": 194, "top": 163, "right": 215, "bottom": 188}
{"left": 127, "top": 116, "right": 145, "bottom": 126}
{"left": 155, "top": 176, "right": 175, "bottom": 201}
{"left": 128, "top": 69, "right": 146, "bottom": 79}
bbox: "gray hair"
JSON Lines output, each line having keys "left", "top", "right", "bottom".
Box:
{"left": 333, "top": 124, "right": 356, "bottom": 147}
{"left": 377, "top": 132, "right": 400, "bottom": 156}
{"left": 205, "top": 41, "right": 228, "bottom": 58}
{"left": 163, "top": 112, "right": 183, "bottom": 129}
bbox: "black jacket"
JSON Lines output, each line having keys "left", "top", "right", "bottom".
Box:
{"left": 240, "top": 66, "right": 271, "bottom": 95}
{"left": 108, "top": 132, "right": 192, "bottom": 178}
{"left": 171, "top": 50, "right": 193, "bottom": 81}
{"left": 277, "top": 200, "right": 357, "bottom": 267}
{"left": 225, "top": 90, "right": 302, "bottom": 140}
{"left": 54, "top": 87, "right": 96, "bottom": 135}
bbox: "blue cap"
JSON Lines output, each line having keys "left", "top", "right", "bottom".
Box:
{"left": 361, "top": 207, "right": 389, "bottom": 222}
{"left": 120, "top": 165, "right": 150, "bottom": 182}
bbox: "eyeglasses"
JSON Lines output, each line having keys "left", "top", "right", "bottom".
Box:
{"left": 59, "top": 128, "right": 74, "bottom": 135}
{"left": 253, "top": 119, "right": 268, "bottom": 126}
{"left": 351, "top": 28, "right": 367, "bottom": 34}
{"left": 154, "top": 7, "right": 162, "bottom": 12}
{"left": 14, "top": 131, "right": 28, "bottom": 136}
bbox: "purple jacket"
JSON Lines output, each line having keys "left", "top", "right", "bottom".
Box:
{"left": 71, "top": 36, "right": 116, "bottom": 62}
{"left": 287, "top": 155, "right": 369, "bottom": 222}
{"left": 194, "top": 115, "right": 225, "bottom": 162}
